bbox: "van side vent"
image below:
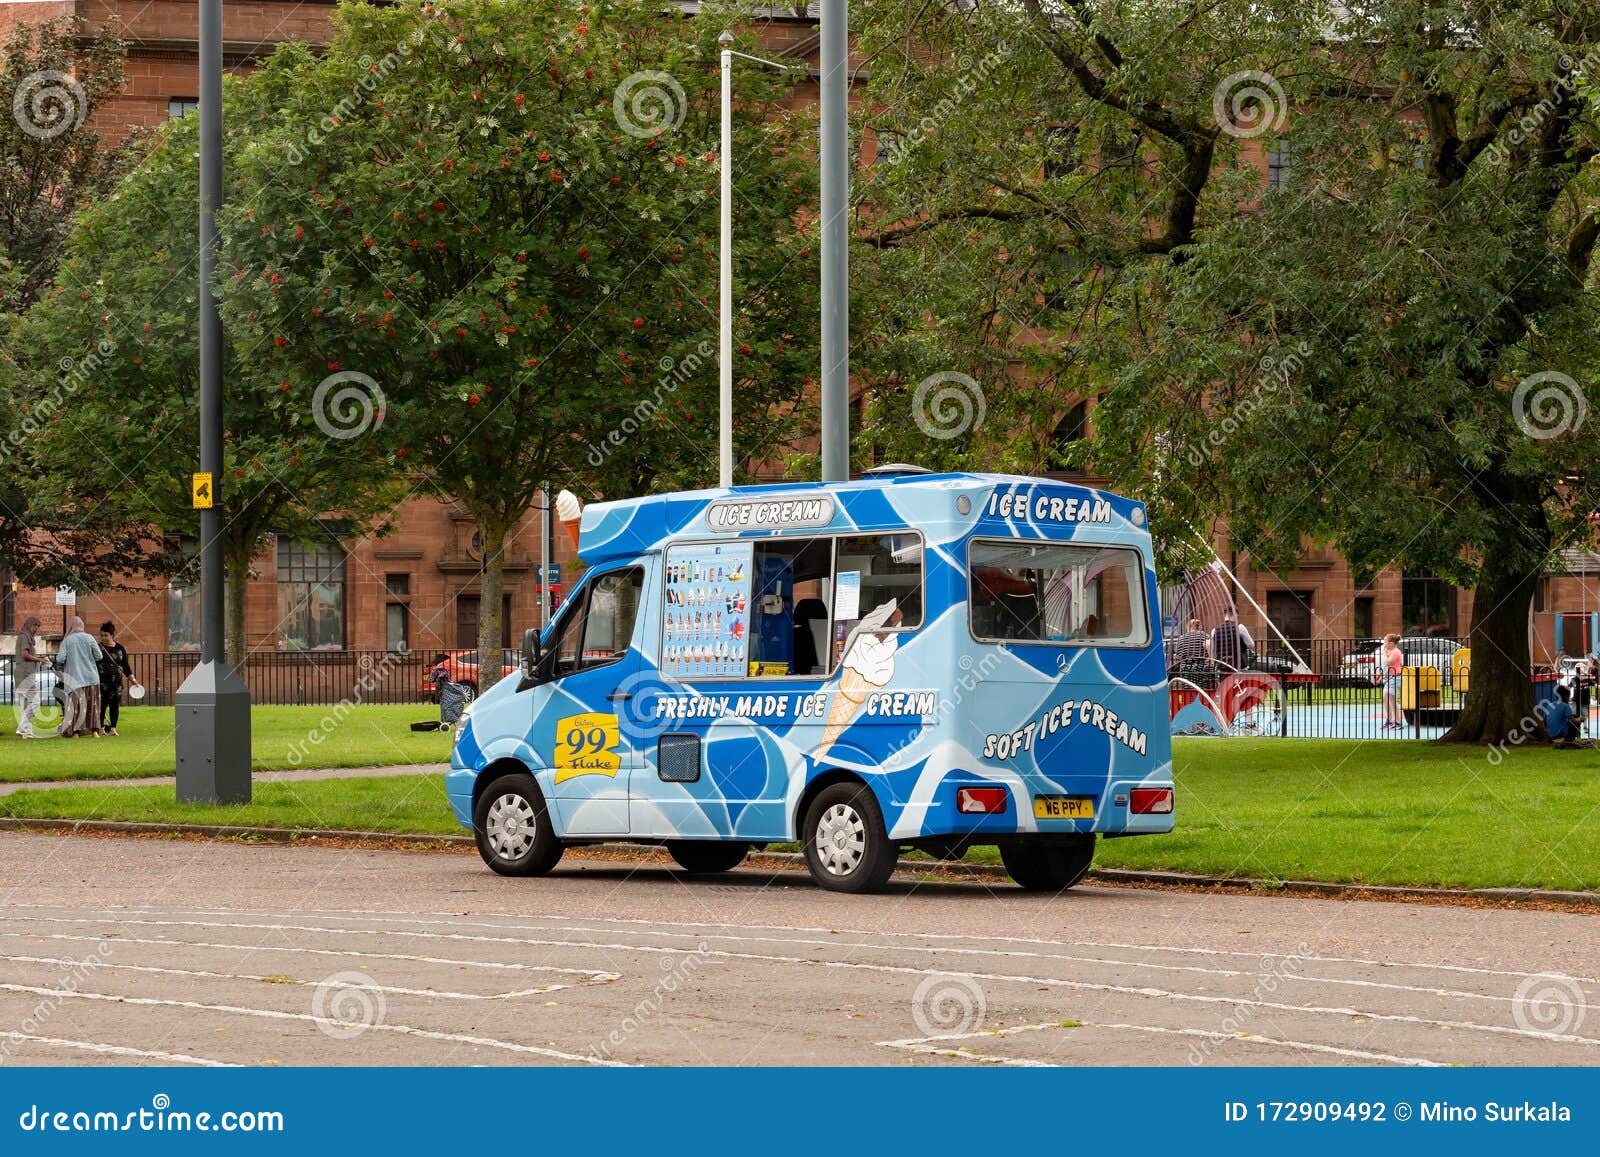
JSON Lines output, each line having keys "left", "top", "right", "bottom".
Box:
{"left": 658, "top": 734, "right": 701, "bottom": 782}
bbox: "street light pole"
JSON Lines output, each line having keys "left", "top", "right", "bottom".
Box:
{"left": 175, "top": 0, "right": 252, "bottom": 804}
{"left": 819, "top": 0, "right": 849, "bottom": 482}
{"left": 719, "top": 32, "right": 734, "bottom": 490}
{"left": 717, "top": 32, "right": 801, "bottom": 491}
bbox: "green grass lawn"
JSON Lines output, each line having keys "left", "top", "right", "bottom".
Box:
{"left": 1, "top": 738, "right": 1596, "bottom": 891}
{"left": 0, "top": 705, "right": 452, "bottom": 783}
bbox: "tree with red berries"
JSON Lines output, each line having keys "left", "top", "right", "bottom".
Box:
{"left": 223, "top": 0, "right": 819, "bottom": 688}
{"left": 25, "top": 60, "right": 403, "bottom": 664}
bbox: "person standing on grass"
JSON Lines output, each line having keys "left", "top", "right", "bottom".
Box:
{"left": 1380, "top": 632, "right": 1405, "bottom": 730}
{"left": 57, "top": 617, "right": 104, "bottom": 739}
{"left": 14, "top": 615, "right": 43, "bottom": 739}
{"left": 97, "top": 621, "right": 136, "bottom": 735}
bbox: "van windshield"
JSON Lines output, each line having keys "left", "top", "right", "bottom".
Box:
{"left": 969, "top": 540, "right": 1149, "bottom": 647}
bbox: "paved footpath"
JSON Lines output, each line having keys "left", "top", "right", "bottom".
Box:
{"left": 0, "top": 763, "right": 443, "bottom": 797}
{"left": 0, "top": 831, "right": 1594, "bottom": 1067}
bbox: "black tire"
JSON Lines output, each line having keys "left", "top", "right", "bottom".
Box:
{"left": 1000, "top": 836, "right": 1095, "bottom": 892}
{"left": 801, "top": 781, "right": 897, "bottom": 893}
{"left": 665, "top": 840, "right": 750, "bottom": 874}
{"left": 473, "top": 772, "right": 564, "bottom": 877}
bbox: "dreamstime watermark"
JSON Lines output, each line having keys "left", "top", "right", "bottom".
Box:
{"left": 1187, "top": 342, "right": 1311, "bottom": 466}
{"left": 877, "top": 44, "right": 1012, "bottom": 167}
{"left": 312, "top": 370, "right": 386, "bottom": 441}
{"left": 12, "top": 69, "right": 87, "bottom": 140}
{"left": 1483, "top": 51, "right": 1600, "bottom": 166}
{"left": 3, "top": 339, "right": 115, "bottom": 467}
{"left": 913, "top": 371, "right": 986, "bottom": 440}
{"left": 1511, "top": 973, "right": 1587, "bottom": 1036}
{"left": 310, "top": 970, "right": 386, "bottom": 1039}
{"left": 591, "top": 943, "right": 710, "bottom": 1060}
{"left": 912, "top": 973, "right": 987, "bottom": 1037}
{"left": 0, "top": 942, "right": 114, "bottom": 1065}
{"left": 1485, "top": 697, "right": 1574, "bottom": 764}
{"left": 1511, "top": 370, "right": 1587, "bottom": 440}
{"left": 285, "top": 649, "right": 409, "bottom": 765}
{"left": 1212, "top": 70, "right": 1287, "bottom": 139}
{"left": 585, "top": 339, "right": 713, "bottom": 467}
{"left": 1187, "top": 944, "right": 1315, "bottom": 1065}
{"left": 612, "top": 70, "right": 687, "bottom": 139}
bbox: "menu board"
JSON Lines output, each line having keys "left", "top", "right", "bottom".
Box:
{"left": 661, "top": 541, "right": 753, "bottom": 678}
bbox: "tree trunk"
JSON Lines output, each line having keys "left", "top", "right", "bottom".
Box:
{"left": 475, "top": 514, "right": 510, "bottom": 694}
{"left": 224, "top": 539, "right": 252, "bottom": 672}
{"left": 1440, "top": 550, "right": 1542, "bottom": 745}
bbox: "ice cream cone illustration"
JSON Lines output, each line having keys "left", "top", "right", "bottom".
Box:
{"left": 555, "top": 489, "right": 583, "bottom": 550}
{"left": 818, "top": 600, "right": 900, "bottom": 751}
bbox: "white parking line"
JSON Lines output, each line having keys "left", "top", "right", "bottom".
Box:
{"left": 0, "top": 1032, "right": 232, "bottom": 1067}
{"left": 18, "top": 904, "right": 1585, "bottom": 987}
{"left": 0, "top": 953, "right": 596, "bottom": 1001}
{"left": 0, "top": 983, "right": 624, "bottom": 1066}
{"left": 0, "top": 932, "right": 620, "bottom": 985}
{"left": 878, "top": 1021, "right": 1443, "bottom": 1068}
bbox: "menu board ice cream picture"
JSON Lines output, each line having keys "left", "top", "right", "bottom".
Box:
{"left": 661, "top": 541, "right": 753, "bottom": 678}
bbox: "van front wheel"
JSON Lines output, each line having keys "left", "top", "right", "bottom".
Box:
{"left": 1000, "top": 836, "right": 1095, "bottom": 892}
{"left": 474, "top": 773, "right": 563, "bottom": 877}
{"left": 666, "top": 841, "right": 749, "bottom": 874}
{"left": 802, "top": 782, "right": 897, "bottom": 893}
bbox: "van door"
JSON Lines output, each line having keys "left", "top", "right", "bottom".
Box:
{"left": 532, "top": 566, "right": 645, "bottom": 837}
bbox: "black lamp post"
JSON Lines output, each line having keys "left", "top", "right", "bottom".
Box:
{"left": 174, "top": 0, "right": 252, "bottom": 802}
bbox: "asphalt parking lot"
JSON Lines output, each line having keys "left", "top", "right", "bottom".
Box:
{"left": 0, "top": 832, "right": 1595, "bottom": 1066}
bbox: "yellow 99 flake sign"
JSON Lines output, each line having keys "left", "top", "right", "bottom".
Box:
{"left": 553, "top": 712, "right": 622, "bottom": 783}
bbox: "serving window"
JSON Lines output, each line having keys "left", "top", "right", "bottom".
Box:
{"left": 661, "top": 532, "right": 925, "bottom": 679}
{"left": 968, "top": 539, "right": 1148, "bottom": 648}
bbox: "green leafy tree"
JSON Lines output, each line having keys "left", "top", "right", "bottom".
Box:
{"left": 854, "top": 0, "right": 1600, "bottom": 742}
{"left": 0, "top": 14, "right": 149, "bottom": 592}
{"left": 221, "top": 0, "right": 818, "bottom": 688}
{"left": 27, "top": 59, "right": 403, "bottom": 664}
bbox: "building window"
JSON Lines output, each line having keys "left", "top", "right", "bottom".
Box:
{"left": 1, "top": 568, "right": 12, "bottom": 634}
{"left": 1267, "top": 137, "right": 1295, "bottom": 191}
{"left": 1401, "top": 574, "right": 1457, "bottom": 636}
{"left": 1049, "top": 401, "right": 1089, "bottom": 473}
{"left": 385, "top": 574, "right": 411, "bottom": 653}
{"left": 1354, "top": 596, "right": 1374, "bottom": 640}
{"left": 277, "top": 537, "right": 347, "bottom": 651}
{"left": 169, "top": 97, "right": 198, "bottom": 119}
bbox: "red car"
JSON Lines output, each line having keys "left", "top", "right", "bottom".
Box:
{"left": 419, "top": 649, "right": 517, "bottom": 700}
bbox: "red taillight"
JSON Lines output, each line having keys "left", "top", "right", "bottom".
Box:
{"left": 957, "top": 786, "right": 1009, "bottom": 814}
{"left": 1130, "top": 787, "right": 1174, "bottom": 815}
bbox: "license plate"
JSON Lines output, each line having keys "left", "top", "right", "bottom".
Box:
{"left": 1033, "top": 795, "right": 1095, "bottom": 820}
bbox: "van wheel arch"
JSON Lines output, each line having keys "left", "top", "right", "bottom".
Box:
{"left": 472, "top": 757, "right": 537, "bottom": 812}
{"left": 792, "top": 769, "right": 878, "bottom": 841}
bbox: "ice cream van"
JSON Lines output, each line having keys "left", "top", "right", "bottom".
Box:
{"left": 446, "top": 467, "right": 1174, "bottom": 893}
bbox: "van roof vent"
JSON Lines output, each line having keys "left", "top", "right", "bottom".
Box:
{"left": 860, "top": 463, "right": 932, "bottom": 478}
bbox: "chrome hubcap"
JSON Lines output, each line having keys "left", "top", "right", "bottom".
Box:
{"left": 486, "top": 793, "right": 537, "bottom": 860}
{"left": 814, "top": 802, "right": 866, "bottom": 876}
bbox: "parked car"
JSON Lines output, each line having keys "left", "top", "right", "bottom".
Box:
{"left": 417, "top": 649, "right": 518, "bottom": 700}
{"left": 1338, "top": 637, "right": 1464, "bottom": 686}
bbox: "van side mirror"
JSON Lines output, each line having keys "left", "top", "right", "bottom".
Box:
{"left": 521, "top": 626, "right": 542, "bottom": 676}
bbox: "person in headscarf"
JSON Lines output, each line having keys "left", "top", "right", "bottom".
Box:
{"left": 57, "top": 616, "right": 105, "bottom": 739}
{"left": 14, "top": 615, "right": 43, "bottom": 739}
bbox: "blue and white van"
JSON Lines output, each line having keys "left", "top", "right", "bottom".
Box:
{"left": 447, "top": 468, "right": 1174, "bottom": 893}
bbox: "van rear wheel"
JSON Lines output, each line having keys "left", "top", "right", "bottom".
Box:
{"left": 802, "top": 782, "right": 897, "bottom": 894}
{"left": 474, "top": 773, "right": 563, "bottom": 877}
{"left": 666, "top": 841, "right": 749, "bottom": 874}
{"left": 1000, "top": 836, "right": 1095, "bottom": 892}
